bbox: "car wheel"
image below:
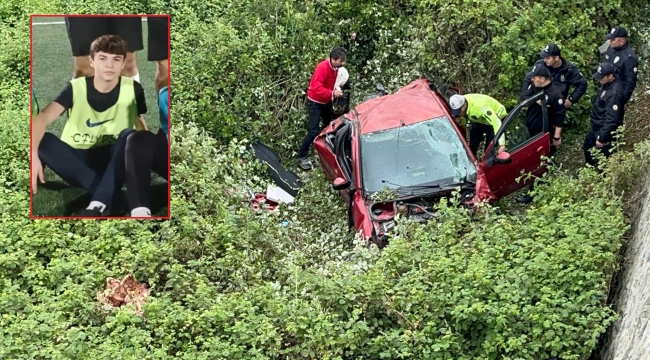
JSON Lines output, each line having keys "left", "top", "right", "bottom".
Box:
{"left": 367, "top": 235, "right": 389, "bottom": 250}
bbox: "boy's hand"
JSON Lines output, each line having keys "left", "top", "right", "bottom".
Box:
{"left": 136, "top": 116, "right": 148, "bottom": 131}
{"left": 32, "top": 155, "right": 45, "bottom": 194}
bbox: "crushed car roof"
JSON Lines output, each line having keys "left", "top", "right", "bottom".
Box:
{"left": 350, "top": 79, "right": 451, "bottom": 135}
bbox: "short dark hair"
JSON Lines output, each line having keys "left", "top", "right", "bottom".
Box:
{"left": 330, "top": 46, "right": 347, "bottom": 61}
{"left": 90, "top": 34, "right": 127, "bottom": 59}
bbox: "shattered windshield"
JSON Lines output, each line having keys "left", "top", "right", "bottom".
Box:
{"left": 360, "top": 116, "right": 478, "bottom": 194}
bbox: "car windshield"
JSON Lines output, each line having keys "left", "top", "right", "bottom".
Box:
{"left": 360, "top": 116, "right": 478, "bottom": 194}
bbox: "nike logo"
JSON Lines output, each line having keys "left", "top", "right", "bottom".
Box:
{"left": 86, "top": 118, "right": 113, "bottom": 127}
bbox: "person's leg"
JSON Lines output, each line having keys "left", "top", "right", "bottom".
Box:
{"left": 136, "top": 130, "right": 169, "bottom": 216}
{"left": 124, "top": 130, "right": 160, "bottom": 216}
{"left": 154, "top": 61, "right": 169, "bottom": 92}
{"left": 583, "top": 130, "right": 598, "bottom": 168}
{"left": 468, "top": 122, "right": 483, "bottom": 156}
{"left": 114, "top": 17, "right": 144, "bottom": 81}
{"left": 78, "top": 128, "right": 136, "bottom": 215}
{"left": 151, "top": 130, "right": 170, "bottom": 179}
{"left": 65, "top": 16, "right": 110, "bottom": 78}
{"left": 38, "top": 133, "right": 126, "bottom": 215}
{"left": 483, "top": 123, "right": 495, "bottom": 152}
{"left": 122, "top": 52, "right": 139, "bottom": 79}
{"left": 619, "top": 105, "right": 626, "bottom": 126}
{"left": 157, "top": 86, "right": 170, "bottom": 140}
{"left": 147, "top": 15, "right": 170, "bottom": 93}
{"left": 601, "top": 143, "right": 614, "bottom": 161}
{"left": 297, "top": 100, "right": 324, "bottom": 169}
{"left": 38, "top": 132, "right": 102, "bottom": 192}
{"left": 321, "top": 101, "right": 336, "bottom": 130}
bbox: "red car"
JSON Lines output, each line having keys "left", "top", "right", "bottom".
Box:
{"left": 313, "top": 78, "right": 552, "bottom": 245}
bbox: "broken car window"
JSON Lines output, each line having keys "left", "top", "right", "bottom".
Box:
{"left": 360, "top": 116, "right": 478, "bottom": 194}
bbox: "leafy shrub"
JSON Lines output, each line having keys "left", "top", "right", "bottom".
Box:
{"left": 168, "top": 0, "right": 649, "bottom": 150}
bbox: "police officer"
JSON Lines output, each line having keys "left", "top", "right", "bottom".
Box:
{"left": 449, "top": 94, "right": 507, "bottom": 156}
{"left": 520, "top": 43, "right": 587, "bottom": 110}
{"left": 516, "top": 65, "right": 566, "bottom": 203}
{"left": 583, "top": 62, "right": 624, "bottom": 169}
{"left": 603, "top": 25, "right": 638, "bottom": 116}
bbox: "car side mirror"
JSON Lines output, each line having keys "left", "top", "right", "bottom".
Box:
{"left": 494, "top": 151, "right": 512, "bottom": 164}
{"left": 333, "top": 177, "right": 351, "bottom": 191}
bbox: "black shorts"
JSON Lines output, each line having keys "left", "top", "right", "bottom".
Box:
{"left": 65, "top": 16, "right": 144, "bottom": 57}
{"left": 146, "top": 16, "right": 170, "bottom": 61}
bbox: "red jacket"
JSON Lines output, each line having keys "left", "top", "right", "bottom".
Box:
{"left": 307, "top": 59, "right": 338, "bottom": 104}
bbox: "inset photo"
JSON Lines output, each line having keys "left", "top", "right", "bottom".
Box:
{"left": 30, "top": 14, "right": 171, "bottom": 219}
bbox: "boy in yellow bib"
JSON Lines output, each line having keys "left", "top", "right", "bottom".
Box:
{"left": 31, "top": 35, "right": 147, "bottom": 216}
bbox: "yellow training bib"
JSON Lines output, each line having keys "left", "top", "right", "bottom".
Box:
{"left": 60, "top": 76, "right": 139, "bottom": 149}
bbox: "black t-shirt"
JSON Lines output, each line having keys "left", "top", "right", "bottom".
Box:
{"left": 54, "top": 76, "right": 147, "bottom": 116}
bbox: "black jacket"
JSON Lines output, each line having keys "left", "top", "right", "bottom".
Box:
{"left": 589, "top": 78, "right": 624, "bottom": 144}
{"left": 519, "top": 58, "right": 587, "bottom": 103}
{"left": 603, "top": 42, "right": 639, "bottom": 104}
{"left": 522, "top": 81, "right": 566, "bottom": 134}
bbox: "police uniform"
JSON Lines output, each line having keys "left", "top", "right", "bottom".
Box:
{"left": 520, "top": 43, "right": 587, "bottom": 105}
{"left": 521, "top": 66, "right": 566, "bottom": 139}
{"left": 583, "top": 63, "right": 624, "bottom": 168}
{"left": 603, "top": 26, "right": 639, "bottom": 106}
{"left": 516, "top": 65, "right": 566, "bottom": 204}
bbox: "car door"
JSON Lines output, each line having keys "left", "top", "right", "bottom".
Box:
{"left": 333, "top": 124, "right": 353, "bottom": 180}
{"left": 314, "top": 118, "right": 349, "bottom": 181}
{"left": 318, "top": 119, "right": 357, "bottom": 226}
{"left": 479, "top": 90, "right": 551, "bottom": 199}
{"left": 333, "top": 122, "right": 354, "bottom": 202}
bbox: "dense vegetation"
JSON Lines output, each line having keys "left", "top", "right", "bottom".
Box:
{"left": 2, "top": 0, "right": 650, "bottom": 359}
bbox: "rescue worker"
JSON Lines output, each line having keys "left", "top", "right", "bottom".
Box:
{"left": 520, "top": 43, "right": 587, "bottom": 110}
{"left": 583, "top": 62, "right": 624, "bottom": 169}
{"left": 516, "top": 65, "right": 566, "bottom": 203}
{"left": 603, "top": 25, "right": 638, "bottom": 119}
{"left": 449, "top": 94, "right": 507, "bottom": 156}
{"left": 297, "top": 47, "right": 347, "bottom": 170}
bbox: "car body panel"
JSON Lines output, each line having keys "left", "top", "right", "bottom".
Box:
{"left": 479, "top": 91, "right": 550, "bottom": 199}
{"left": 352, "top": 81, "right": 450, "bottom": 135}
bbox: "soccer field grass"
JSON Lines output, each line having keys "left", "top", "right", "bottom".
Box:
{"left": 31, "top": 16, "right": 168, "bottom": 217}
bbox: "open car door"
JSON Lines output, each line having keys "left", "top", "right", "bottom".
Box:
{"left": 314, "top": 118, "right": 352, "bottom": 182}
{"left": 479, "top": 91, "right": 551, "bottom": 199}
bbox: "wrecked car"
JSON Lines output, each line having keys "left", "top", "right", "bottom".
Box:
{"left": 313, "top": 78, "right": 552, "bottom": 245}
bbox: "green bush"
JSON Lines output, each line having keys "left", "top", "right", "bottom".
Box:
{"left": 3, "top": 118, "right": 648, "bottom": 359}
{"left": 168, "top": 0, "right": 649, "bottom": 149}
{"left": 2, "top": 0, "right": 650, "bottom": 359}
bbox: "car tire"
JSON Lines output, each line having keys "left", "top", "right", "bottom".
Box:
{"left": 367, "top": 234, "right": 389, "bottom": 250}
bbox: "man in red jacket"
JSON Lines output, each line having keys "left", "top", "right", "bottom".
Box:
{"left": 298, "top": 47, "right": 347, "bottom": 170}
